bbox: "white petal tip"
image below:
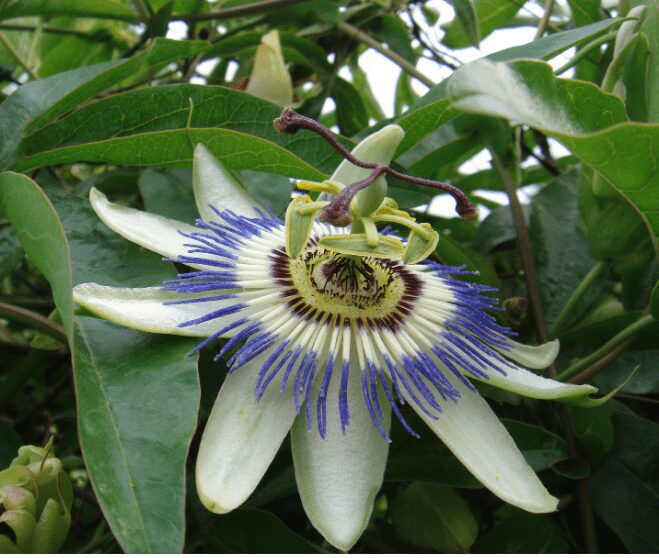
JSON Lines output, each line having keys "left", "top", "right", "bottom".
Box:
{"left": 196, "top": 485, "right": 234, "bottom": 516}
{"left": 503, "top": 339, "right": 560, "bottom": 369}
{"left": 317, "top": 523, "right": 365, "bottom": 552}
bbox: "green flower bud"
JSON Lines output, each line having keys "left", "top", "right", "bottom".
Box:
{"left": 246, "top": 29, "right": 294, "bottom": 106}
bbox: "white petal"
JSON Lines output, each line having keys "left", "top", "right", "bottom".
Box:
{"left": 403, "top": 378, "right": 558, "bottom": 514}
{"left": 196, "top": 353, "right": 298, "bottom": 513}
{"left": 291, "top": 361, "right": 390, "bottom": 551}
{"left": 193, "top": 145, "right": 263, "bottom": 221}
{"left": 90, "top": 187, "right": 200, "bottom": 259}
{"left": 498, "top": 339, "right": 560, "bottom": 369}
{"left": 73, "top": 282, "right": 244, "bottom": 337}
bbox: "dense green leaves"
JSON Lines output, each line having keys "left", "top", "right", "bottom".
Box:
{"left": 447, "top": 59, "right": 659, "bottom": 245}
{"left": 591, "top": 411, "right": 659, "bottom": 552}
{"left": 0, "top": 175, "right": 199, "bottom": 552}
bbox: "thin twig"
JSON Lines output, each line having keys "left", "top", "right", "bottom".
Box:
{"left": 335, "top": 20, "right": 435, "bottom": 88}
{"left": 558, "top": 314, "right": 654, "bottom": 381}
{"left": 489, "top": 150, "right": 549, "bottom": 347}
{"left": 549, "top": 261, "right": 607, "bottom": 338}
{"left": 174, "top": 0, "right": 308, "bottom": 22}
{"left": 0, "top": 33, "right": 38, "bottom": 80}
{"left": 0, "top": 301, "right": 68, "bottom": 344}
{"left": 0, "top": 23, "right": 100, "bottom": 39}
{"left": 535, "top": 0, "right": 556, "bottom": 38}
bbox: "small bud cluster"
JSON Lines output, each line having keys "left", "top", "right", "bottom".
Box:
{"left": 0, "top": 440, "right": 72, "bottom": 553}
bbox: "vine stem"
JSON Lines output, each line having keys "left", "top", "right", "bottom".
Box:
{"left": 557, "top": 314, "right": 654, "bottom": 381}
{"left": 0, "top": 302, "right": 67, "bottom": 344}
{"left": 489, "top": 150, "right": 550, "bottom": 347}
{"left": 534, "top": 0, "right": 555, "bottom": 39}
{"left": 549, "top": 261, "right": 607, "bottom": 339}
{"left": 555, "top": 31, "right": 618, "bottom": 75}
{"left": 335, "top": 20, "right": 435, "bottom": 88}
{"left": 0, "top": 33, "right": 38, "bottom": 80}
{"left": 175, "top": 0, "right": 308, "bottom": 22}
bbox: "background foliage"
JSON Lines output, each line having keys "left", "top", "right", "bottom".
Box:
{"left": 0, "top": 0, "right": 657, "bottom": 552}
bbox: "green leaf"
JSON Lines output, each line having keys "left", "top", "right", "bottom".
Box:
{"left": 73, "top": 317, "right": 199, "bottom": 553}
{"left": 38, "top": 36, "right": 114, "bottom": 79}
{"left": 0, "top": 173, "right": 200, "bottom": 552}
{"left": 0, "top": 0, "right": 137, "bottom": 21}
{"left": 569, "top": 404, "right": 614, "bottom": 464}
{"left": 394, "top": 100, "right": 460, "bottom": 157}
{"left": 448, "top": 59, "right": 659, "bottom": 248}
{"left": 651, "top": 281, "right": 659, "bottom": 319}
{"left": 43, "top": 186, "right": 174, "bottom": 288}
{"left": 530, "top": 171, "right": 602, "bottom": 329}
{"left": 15, "top": 85, "right": 339, "bottom": 179}
{"left": 586, "top": 202, "right": 652, "bottom": 260}
{"left": 595, "top": 349, "right": 659, "bottom": 394}
{"left": 474, "top": 204, "right": 523, "bottom": 253}
{"left": 447, "top": 0, "right": 480, "bottom": 47}
{"left": 332, "top": 77, "right": 369, "bottom": 137}
{"left": 203, "top": 509, "right": 321, "bottom": 553}
{"left": 395, "top": 19, "right": 623, "bottom": 157}
{"left": 0, "top": 423, "right": 21, "bottom": 469}
{"left": 591, "top": 411, "right": 659, "bottom": 552}
{"left": 568, "top": 0, "right": 602, "bottom": 27}
{"left": 0, "top": 225, "right": 22, "bottom": 281}
{"left": 442, "top": 0, "right": 522, "bottom": 48}
{"left": 138, "top": 168, "right": 198, "bottom": 224}
{"left": 0, "top": 60, "right": 120, "bottom": 170}
{"left": 434, "top": 233, "right": 501, "bottom": 289}
{"left": 0, "top": 172, "right": 74, "bottom": 335}
{"left": 27, "top": 38, "right": 210, "bottom": 134}
{"left": 390, "top": 482, "right": 478, "bottom": 552}
{"left": 473, "top": 507, "right": 569, "bottom": 552}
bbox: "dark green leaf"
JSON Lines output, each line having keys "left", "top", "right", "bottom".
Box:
{"left": 442, "top": 0, "right": 522, "bottom": 48}
{"left": 204, "top": 508, "right": 321, "bottom": 553}
{"left": 138, "top": 168, "right": 198, "bottom": 224}
{"left": 27, "top": 38, "right": 210, "bottom": 134}
{"left": 530, "top": 171, "right": 602, "bottom": 328}
{"left": 591, "top": 411, "right": 659, "bottom": 552}
{"left": 0, "top": 423, "right": 21, "bottom": 469}
{"left": 332, "top": 77, "right": 369, "bottom": 136}
{"left": 434, "top": 233, "right": 501, "bottom": 289}
{"left": 447, "top": 0, "right": 480, "bottom": 47}
{"left": 15, "top": 85, "right": 340, "bottom": 179}
{"left": 390, "top": 482, "right": 478, "bottom": 552}
{"left": 473, "top": 507, "right": 569, "bottom": 552}
{"left": 569, "top": 404, "right": 614, "bottom": 464}
{"left": 0, "top": 225, "right": 22, "bottom": 281}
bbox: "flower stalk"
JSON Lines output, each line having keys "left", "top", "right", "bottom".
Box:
{"left": 274, "top": 108, "right": 478, "bottom": 222}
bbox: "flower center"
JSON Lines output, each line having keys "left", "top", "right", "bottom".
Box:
{"left": 272, "top": 240, "right": 422, "bottom": 327}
